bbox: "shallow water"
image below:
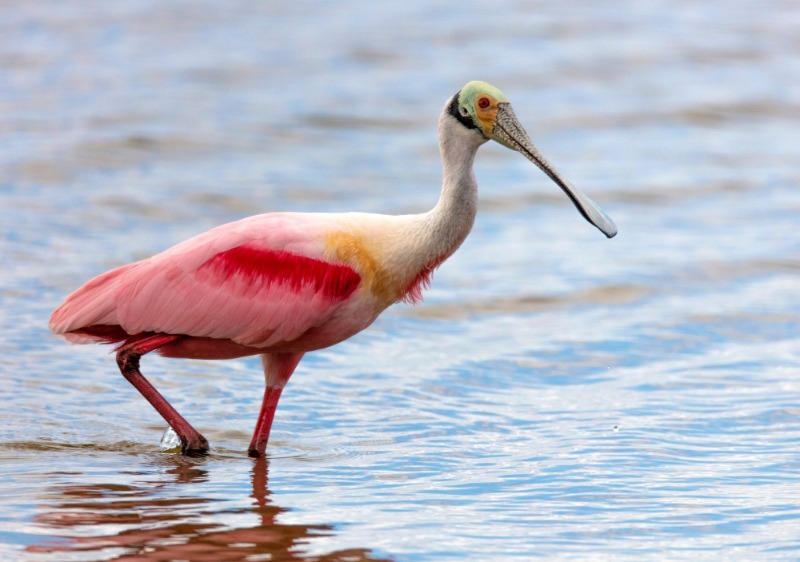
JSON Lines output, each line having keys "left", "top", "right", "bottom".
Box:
{"left": 2, "top": 1, "right": 800, "bottom": 560}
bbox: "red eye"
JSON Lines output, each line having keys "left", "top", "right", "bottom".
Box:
{"left": 478, "top": 97, "right": 491, "bottom": 109}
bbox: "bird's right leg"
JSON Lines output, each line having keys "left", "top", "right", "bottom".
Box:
{"left": 248, "top": 352, "right": 304, "bottom": 458}
{"left": 116, "top": 333, "right": 209, "bottom": 456}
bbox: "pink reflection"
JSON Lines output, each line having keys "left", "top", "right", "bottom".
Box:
{"left": 26, "top": 457, "right": 391, "bottom": 561}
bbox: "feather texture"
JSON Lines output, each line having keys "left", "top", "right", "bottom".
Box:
{"left": 50, "top": 213, "right": 365, "bottom": 351}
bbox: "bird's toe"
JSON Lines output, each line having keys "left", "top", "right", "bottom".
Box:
{"left": 181, "top": 435, "right": 210, "bottom": 457}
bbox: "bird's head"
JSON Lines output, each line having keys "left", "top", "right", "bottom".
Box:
{"left": 449, "top": 80, "right": 617, "bottom": 238}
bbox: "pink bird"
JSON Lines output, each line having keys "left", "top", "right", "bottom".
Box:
{"left": 50, "top": 81, "right": 617, "bottom": 457}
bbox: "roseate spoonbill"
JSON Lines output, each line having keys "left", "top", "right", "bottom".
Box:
{"left": 50, "top": 81, "right": 617, "bottom": 457}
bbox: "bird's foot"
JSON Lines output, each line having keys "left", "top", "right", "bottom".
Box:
{"left": 160, "top": 426, "right": 209, "bottom": 456}
{"left": 247, "top": 449, "right": 262, "bottom": 458}
{"left": 247, "top": 440, "right": 267, "bottom": 458}
{"left": 181, "top": 434, "right": 210, "bottom": 457}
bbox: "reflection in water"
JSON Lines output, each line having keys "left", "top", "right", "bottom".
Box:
{"left": 25, "top": 456, "right": 392, "bottom": 561}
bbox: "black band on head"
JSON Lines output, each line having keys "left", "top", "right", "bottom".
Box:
{"left": 447, "top": 91, "right": 478, "bottom": 130}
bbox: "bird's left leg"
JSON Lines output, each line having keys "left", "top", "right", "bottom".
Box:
{"left": 248, "top": 352, "right": 304, "bottom": 458}
{"left": 116, "top": 333, "right": 209, "bottom": 456}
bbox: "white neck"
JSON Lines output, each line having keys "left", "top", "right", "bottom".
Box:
{"left": 420, "top": 106, "right": 488, "bottom": 265}
{"left": 360, "top": 102, "right": 488, "bottom": 304}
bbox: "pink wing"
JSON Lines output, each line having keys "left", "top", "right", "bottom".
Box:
{"left": 50, "top": 213, "right": 361, "bottom": 348}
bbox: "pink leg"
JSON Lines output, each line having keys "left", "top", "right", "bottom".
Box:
{"left": 116, "top": 333, "right": 209, "bottom": 456}
{"left": 248, "top": 352, "right": 303, "bottom": 458}
{"left": 248, "top": 386, "right": 283, "bottom": 458}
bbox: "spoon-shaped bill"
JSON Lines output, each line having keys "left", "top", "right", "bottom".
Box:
{"left": 492, "top": 104, "right": 617, "bottom": 239}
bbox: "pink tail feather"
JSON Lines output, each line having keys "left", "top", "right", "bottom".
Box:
{"left": 49, "top": 263, "right": 136, "bottom": 342}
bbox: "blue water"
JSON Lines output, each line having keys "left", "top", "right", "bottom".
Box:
{"left": 2, "top": 1, "right": 800, "bottom": 560}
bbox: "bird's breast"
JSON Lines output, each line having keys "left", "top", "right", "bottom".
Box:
{"left": 326, "top": 232, "right": 397, "bottom": 302}
{"left": 325, "top": 230, "right": 411, "bottom": 307}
